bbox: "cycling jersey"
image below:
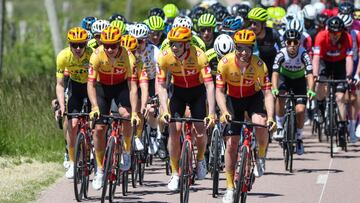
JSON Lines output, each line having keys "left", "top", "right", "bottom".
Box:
{"left": 273, "top": 47, "right": 312, "bottom": 79}
{"left": 87, "top": 38, "right": 98, "bottom": 50}
{"left": 88, "top": 46, "right": 137, "bottom": 85}
{"left": 205, "top": 48, "right": 218, "bottom": 76}
{"left": 349, "top": 29, "right": 360, "bottom": 61}
{"left": 313, "top": 30, "right": 353, "bottom": 62}
{"left": 56, "top": 47, "right": 93, "bottom": 84}
{"left": 135, "top": 44, "right": 160, "bottom": 80}
{"left": 216, "top": 53, "right": 271, "bottom": 99}
{"left": 157, "top": 45, "right": 213, "bottom": 88}
{"left": 160, "top": 35, "right": 206, "bottom": 52}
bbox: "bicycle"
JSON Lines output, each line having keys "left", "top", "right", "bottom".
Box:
{"left": 311, "top": 100, "right": 324, "bottom": 143}
{"left": 277, "top": 91, "right": 307, "bottom": 173}
{"left": 227, "top": 120, "right": 267, "bottom": 203}
{"left": 100, "top": 114, "right": 133, "bottom": 203}
{"left": 169, "top": 117, "right": 204, "bottom": 203}
{"left": 209, "top": 120, "right": 225, "bottom": 198}
{"left": 316, "top": 79, "right": 348, "bottom": 157}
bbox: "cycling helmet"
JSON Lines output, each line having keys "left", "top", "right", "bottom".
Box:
{"left": 148, "top": 8, "right": 165, "bottom": 19}
{"left": 338, "top": 13, "right": 353, "bottom": 27}
{"left": 248, "top": 7, "right": 268, "bottom": 22}
{"left": 109, "top": 13, "right": 126, "bottom": 23}
{"left": 231, "top": 4, "right": 241, "bottom": 16}
{"left": 316, "top": 14, "right": 329, "bottom": 26}
{"left": 120, "top": 34, "right": 138, "bottom": 51}
{"left": 303, "top": 5, "right": 316, "bottom": 21}
{"left": 167, "top": 27, "right": 192, "bottom": 42}
{"left": 233, "top": 29, "right": 256, "bottom": 45}
{"left": 198, "top": 13, "right": 216, "bottom": 27}
{"left": 235, "top": 4, "right": 251, "bottom": 19}
{"left": 327, "top": 16, "right": 345, "bottom": 32}
{"left": 287, "top": 4, "right": 301, "bottom": 16}
{"left": 129, "top": 23, "right": 149, "bottom": 39}
{"left": 222, "top": 16, "right": 243, "bottom": 31}
{"left": 338, "top": 2, "right": 354, "bottom": 14}
{"left": 173, "top": 16, "right": 193, "bottom": 29}
{"left": 260, "top": 0, "right": 275, "bottom": 8}
{"left": 287, "top": 18, "right": 304, "bottom": 32}
{"left": 214, "top": 34, "right": 235, "bottom": 58}
{"left": 147, "top": 16, "right": 165, "bottom": 31}
{"left": 190, "top": 6, "right": 207, "bottom": 21}
{"left": 85, "top": 30, "right": 93, "bottom": 40}
{"left": 81, "top": 16, "right": 97, "bottom": 31}
{"left": 100, "top": 26, "right": 122, "bottom": 44}
{"left": 215, "top": 8, "right": 230, "bottom": 23}
{"left": 91, "top": 19, "right": 110, "bottom": 35}
{"left": 314, "top": 2, "right": 325, "bottom": 15}
{"left": 67, "top": 27, "right": 88, "bottom": 43}
{"left": 163, "top": 4, "right": 179, "bottom": 19}
{"left": 110, "top": 20, "right": 126, "bottom": 34}
{"left": 284, "top": 29, "right": 301, "bottom": 41}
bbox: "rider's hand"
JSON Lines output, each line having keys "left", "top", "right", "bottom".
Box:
{"left": 267, "top": 118, "right": 277, "bottom": 132}
{"left": 160, "top": 112, "right": 171, "bottom": 124}
{"left": 313, "top": 75, "right": 319, "bottom": 82}
{"left": 346, "top": 75, "right": 353, "bottom": 84}
{"left": 90, "top": 106, "right": 100, "bottom": 120}
{"left": 271, "top": 88, "right": 279, "bottom": 97}
{"left": 220, "top": 111, "right": 232, "bottom": 123}
{"left": 354, "top": 74, "right": 360, "bottom": 86}
{"left": 204, "top": 114, "right": 215, "bottom": 129}
{"left": 131, "top": 112, "right": 141, "bottom": 126}
{"left": 306, "top": 89, "right": 317, "bottom": 100}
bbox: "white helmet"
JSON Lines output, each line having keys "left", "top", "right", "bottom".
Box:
{"left": 303, "top": 5, "right": 316, "bottom": 20}
{"left": 214, "top": 34, "right": 235, "bottom": 58}
{"left": 173, "top": 16, "right": 193, "bottom": 29}
{"left": 260, "top": 0, "right": 275, "bottom": 7}
{"left": 287, "top": 18, "right": 304, "bottom": 32}
{"left": 129, "top": 23, "right": 149, "bottom": 39}
{"left": 338, "top": 13, "right": 353, "bottom": 27}
{"left": 91, "top": 19, "right": 110, "bottom": 35}
{"left": 287, "top": 4, "right": 302, "bottom": 16}
{"left": 314, "top": 2, "right": 325, "bottom": 15}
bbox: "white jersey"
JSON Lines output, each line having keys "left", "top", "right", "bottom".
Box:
{"left": 136, "top": 44, "right": 160, "bottom": 80}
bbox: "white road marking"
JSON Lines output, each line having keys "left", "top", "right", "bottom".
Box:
{"left": 316, "top": 174, "right": 328, "bottom": 185}
{"left": 318, "top": 158, "right": 333, "bottom": 203}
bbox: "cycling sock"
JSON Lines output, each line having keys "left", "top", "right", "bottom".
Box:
{"left": 124, "top": 135, "right": 132, "bottom": 153}
{"left": 296, "top": 128, "right": 303, "bottom": 140}
{"left": 225, "top": 171, "right": 234, "bottom": 189}
{"left": 258, "top": 145, "right": 267, "bottom": 158}
{"left": 95, "top": 150, "right": 104, "bottom": 169}
{"left": 196, "top": 144, "right": 205, "bottom": 161}
{"left": 68, "top": 147, "right": 75, "bottom": 162}
{"left": 276, "top": 115, "right": 285, "bottom": 129}
{"left": 170, "top": 157, "right": 179, "bottom": 174}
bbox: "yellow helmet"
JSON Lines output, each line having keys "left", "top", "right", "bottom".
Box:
{"left": 233, "top": 29, "right": 256, "bottom": 45}
{"left": 120, "top": 34, "right": 138, "bottom": 51}
{"left": 67, "top": 27, "right": 88, "bottom": 43}
{"left": 167, "top": 26, "right": 192, "bottom": 42}
{"left": 100, "top": 26, "right": 122, "bottom": 44}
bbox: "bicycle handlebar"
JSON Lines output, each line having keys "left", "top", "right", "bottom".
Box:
{"left": 277, "top": 94, "right": 307, "bottom": 99}
{"left": 169, "top": 117, "right": 204, "bottom": 123}
{"left": 227, "top": 120, "right": 268, "bottom": 128}
{"left": 64, "top": 112, "right": 89, "bottom": 117}
{"left": 316, "top": 79, "right": 348, "bottom": 84}
{"left": 101, "top": 114, "right": 131, "bottom": 122}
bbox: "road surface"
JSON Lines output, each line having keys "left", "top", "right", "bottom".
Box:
{"left": 37, "top": 126, "right": 360, "bottom": 203}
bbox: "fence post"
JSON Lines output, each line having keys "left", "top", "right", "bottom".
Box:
{"left": 125, "top": 0, "right": 132, "bottom": 21}
{"left": 0, "top": 0, "right": 5, "bottom": 74}
{"left": 44, "top": 0, "right": 62, "bottom": 55}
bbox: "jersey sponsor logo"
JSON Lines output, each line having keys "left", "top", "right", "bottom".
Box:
{"left": 243, "top": 79, "right": 254, "bottom": 85}
{"left": 222, "top": 57, "right": 228, "bottom": 64}
{"left": 326, "top": 50, "right": 340, "bottom": 57}
{"left": 142, "top": 70, "right": 148, "bottom": 77}
{"left": 216, "top": 74, "right": 223, "bottom": 81}
{"left": 257, "top": 60, "right": 263, "bottom": 66}
{"left": 114, "top": 67, "right": 125, "bottom": 74}
{"left": 196, "top": 51, "right": 201, "bottom": 57}
{"left": 162, "top": 50, "right": 168, "bottom": 56}
{"left": 248, "top": 66, "right": 255, "bottom": 73}
{"left": 204, "top": 66, "right": 211, "bottom": 74}
{"left": 185, "top": 69, "right": 197, "bottom": 75}
{"left": 88, "top": 67, "right": 94, "bottom": 75}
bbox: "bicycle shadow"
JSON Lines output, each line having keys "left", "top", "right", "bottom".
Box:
{"left": 264, "top": 172, "right": 294, "bottom": 176}
{"left": 247, "top": 192, "right": 284, "bottom": 198}
{"left": 296, "top": 168, "right": 343, "bottom": 174}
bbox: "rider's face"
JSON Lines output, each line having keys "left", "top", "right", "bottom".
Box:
{"left": 170, "top": 41, "right": 187, "bottom": 58}
{"left": 286, "top": 40, "right": 300, "bottom": 56}
{"left": 103, "top": 43, "right": 120, "bottom": 58}
{"left": 235, "top": 44, "right": 253, "bottom": 62}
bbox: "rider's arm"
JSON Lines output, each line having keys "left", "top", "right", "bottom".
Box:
{"left": 127, "top": 53, "right": 139, "bottom": 113}
{"left": 302, "top": 51, "right": 315, "bottom": 91}
{"left": 139, "top": 67, "right": 149, "bottom": 113}
{"left": 200, "top": 64, "right": 216, "bottom": 115}
{"left": 260, "top": 63, "right": 274, "bottom": 120}
{"left": 128, "top": 80, "right": 138, "bottom": 113}
{"left": 346, "top": 32, "right": 354, "bottom": 77}
{"left": 55, "top": 78, "right": 65, "bottom": 111}
{"left": 215, "top": 62, "right": 228, "bottom": 113}
{"left": 156, "top": 56, "right": 169, "bottom": 114}
{"left": 312, "top": 34, "right": 322, "bottom": 78}
{"left": 271, "top": 51, "right": 284, "bottom": 90}
{"left": 312, "top": 55, "right": 320, "bottom": 77}
{"left": 87, "top": 55, "right": 99, "bottom": 108}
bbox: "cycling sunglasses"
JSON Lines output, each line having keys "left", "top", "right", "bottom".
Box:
{"left": 235, "top": 44, "right": 253, "bottom": 52}
{"left": 286, "top": 40, "right": 299, "bottom": 46}
{"left": 70, "top": 42, "right": 87, "bottom": 49}
{"left": 103, "top": 43, "right": 119, "bottom": 49}
{"left": 149, "top": 30, "right": 163, "bottom": 35}
{"left": 199, "top": 27, "right": 213, "bottom": 33}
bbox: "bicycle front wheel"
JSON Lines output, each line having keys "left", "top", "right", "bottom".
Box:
{"left": 74, "top": 132, "right": 86, "bottom": 202}
{"left": 234, "top": 146, "right": 248, "bottom": 203}
{"left": 101, "top": 136, "right": 116, "bottom": 203}
{"left": 179, "top": 140, "right": 191, "bottom": 203}
{"left": 211, "top": 128, "right": 220, "bottom": 198}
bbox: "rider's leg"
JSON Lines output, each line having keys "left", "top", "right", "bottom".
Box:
{"left": 252, "top": 113, "right": 268, "bottom": 158}
{"left": 224, "top": 136, "right": 240, "bottom": 190}
{"left": 168, "top": 122, "right": 182, "bottom": 175}
{"left": 295, "top": 104, "right": 306, "bottom": 139}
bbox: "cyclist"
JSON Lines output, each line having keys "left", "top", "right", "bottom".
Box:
{"left": 87, "top": 26, "right": 141, "bottom": 190}
{"left": 302, "top": 5, "right": 317, "bottom": 42}
{"left": 197, "top": 13, "right": 218, "bottom": 51}
{"left": 56, "top": 27, "right": 93, "bottom": 178}
{"left": 129, "top": 23, "right": 161, "bottom": 154}
{"left": 216, "top": 29, "right": 275, "bottom": 203}
{"left": 110, "top": 19, "right": 126, "bottom": 35}
{"left": 157, "top": 26, "right": 216, "bottom": 191}
{"left": 271, "top": 29, "right": 315, "bottom": 154}
{"left": 248, "top": 7, "right": 283, "bottom": 77}
{"left": 145, "top": 15, "right": 166, "bottom": 48}
{"left": 81, "top": 16, "right": 97, "bottom": 33}
{"left": 163, "top": 3, "right": 179, "bottom": 34}
{"left": 313, "top": 16, "right": 354, "bottom": 148}
{"left": 109, "top": 13, "right": 126, "bottom": 23}
{"left": 286, "top": 18, "right": 313, "bottom": 57}
{"left": 88, "top": 19, "right": 110, "bottom": 50}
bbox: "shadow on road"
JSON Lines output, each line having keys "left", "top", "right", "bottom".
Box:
{"left": 264, "top": 172, "right": 294, "bottom": 176}
{"left": 296, "top": 168, "right": 343, "bottom": 173}
{"left": 248, "top": 192, "right": 284, "bottom": 198}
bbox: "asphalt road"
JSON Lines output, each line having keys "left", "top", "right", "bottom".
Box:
{"left": 37, "top": 126, "right": 360, "bottom": 203}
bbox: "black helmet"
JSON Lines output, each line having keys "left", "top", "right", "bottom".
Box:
{"left": 338, "top": 2, "right": 354, "bottom": 14}
{"left": 109, "top": 13, "right": 126, "bottom": 23}
{"left": 284, "top": 29, "right": 301, "bottom": 41}
{"left": 230, "top": 4, "right": 241, "bottom": 16}
{"left": 316, "top": 13, "right": 328, "bottom": 26}
{"left": 235, "top": 4, "right": 251, "bottom": 19}
{"left": 215, "top": 8, "right": 230, "bottom": 22}
{"left": 327, "top": 16, "right": 345, "bottom": 32}
{"left": 190, "top": 6, "right": 207, "bottom": 20}
{"left": 148, "top": 8, "right": 165, "bottom": 19}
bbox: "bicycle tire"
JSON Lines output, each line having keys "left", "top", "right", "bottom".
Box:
{"left": 122, "top": 171, "right": 128, "bottom": 196}
{"left": 84, "top": 146, "right": 96, "bottom": 199}
{"left": 101, "top": 136, "right": 116, "bottom": 203}
{"left": 165, "top": 159, "right": 171, "bottom": 176}
{"left": 282, "top": 116, "right": 290, "bottom": 171}
{"left": 234, "top": 146, "right": 248, "bottom": 203}
{"left": 74, "top": 132, "right": 86, "bottom": 202}
{"left": 109, "top": 152, "right": 121, "bottom": 202}
{"left": 138, "top": 153, "right": 145, "bottom": 185}
{"left": 289, "top": 110, "right": 295, "bottom": 173}
{"left": 317, "top": 121, "right": 322, "bottom": 143}
{"left": 330, "top": 99, "right": 334, "bottom": 158}
{"left": 211, "top": 128, "right": 220, "bottom": 198}
{"left": 180, "top": 140, "right": 191, "bottom": 203}
{"left": 131, "top": 151, "right": 138, "bottom": 188}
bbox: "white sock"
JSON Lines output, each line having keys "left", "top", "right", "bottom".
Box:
{"left": 297, "top": 128, "right": 303, "bottom": 140}
{"left": 276, "top": 115, "right": 285, "bottom": 129}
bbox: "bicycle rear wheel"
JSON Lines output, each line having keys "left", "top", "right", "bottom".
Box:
{"left": 101, "top": 136, "right": 116, "bottom": 203}
{"left": 211, "top": 128, "right": 220, "bottom": 198}
{"left": 329, "top": 101, "right": 334, "bottom": 158}
{"left": 179, "top": 140, "right": 191, "bottom": 203}
{"left": 288, "top": 110, "right": 295, "bottom": 173}
{"left": 282, "top": 116, "right": 290, "bottom": 171}
{"left": 234, "top": 146, "right": 248, "bottom": 203}
{"left": 74, "top": 132, "right": 86, "bottom": 202}
{"left": 122, "top": 171, "right": 128, "bottom": 196}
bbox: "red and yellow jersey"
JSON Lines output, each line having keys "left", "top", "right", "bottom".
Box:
{"left": 56, "top": 47, "right": 93, "bottom": 83}
{"left": 88, "top": 45, "right": 137, "bottom": 85}
{"left": 216, "top": 53, "right": 271, "bottom": 98}
{"left": 157, "top": 46, "right": 213, "bottom": 88}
